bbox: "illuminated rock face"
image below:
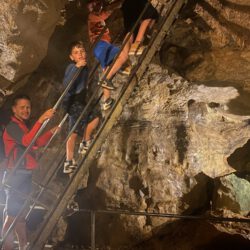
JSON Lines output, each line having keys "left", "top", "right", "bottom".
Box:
{"left": 0, "top": 0, "right": 65, "bottom": 83}
{"left": 0, "top": 0, "right": 249, "bottom": 248}
{"left": 86, "top": 64, "right": 250, "bottom": 246}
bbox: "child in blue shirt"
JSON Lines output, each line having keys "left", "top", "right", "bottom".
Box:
{"left": 62, "top": 41, "right": 100, "bottom": 174}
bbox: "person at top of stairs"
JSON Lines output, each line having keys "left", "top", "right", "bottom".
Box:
{"left": 87, "top": 0, "right": 131, "bottom": 111}
{"left": 62, "top": 41, "right": 101, "bottom": 174}
{"left": 121, "top": 0, "right": 159, "bottom": 55}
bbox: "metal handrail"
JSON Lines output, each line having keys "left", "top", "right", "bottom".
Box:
{"left": 75, "top": 208, "right": 250, "bottom": 250}
{"left": 0, "top": 25, "right": 123, "bottom": 249}
{"left": 2, "top": 1, "right": 171, "bottom": 248}
{"left": 1, "top": 67, "right": 83, "bottom": 187}
{"left": 29, "top": 1, "right": 180, "bottom": 247}
{"left": 0, "top": 6, "right": 125, "bottom": 246}
{"left": 1, "top": 0, "right": 146, "bottom": 204}
{"left": 33, "top": 0, "right": 156, "bottom": 223}
{"left": 39, "top": 113, "right": 69, "bottom": 155}
{"left": 84, "top": 208, "right": 250, "bottom": 222}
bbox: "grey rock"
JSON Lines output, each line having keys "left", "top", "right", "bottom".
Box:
{"left": 0, "top": 0, "right": 66, "bottom": 82}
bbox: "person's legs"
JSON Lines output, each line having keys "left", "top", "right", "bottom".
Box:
{"left": 78, "top": 110, "right": 101, "bottom": 155}
{"left": 15, "top": 219, "right": 28, "bottom": 250}
{"left": 64, "top": 132, "right": 78, "bottom": 173}
{"left": 135, "top": 19, "right": 154, "bottom": 42}
{"left": 105, "top": 35, "right": 133, "bottom": 80}
{"left": 2, "top": 215, "right": 15, "bottom": 250}
{"left": 94, "top": 41, "right": 116, "bottom": 91}
{"left": 66, "top": 133, "right": 78, "bottom": 161}
{"left": 83, "top": 117, "right": 99, "bottom": 142}
{"left": 129, "top": 19, "right": 153, "bottom": 55}
{"left": 2, "top": 171, "right": 32, "bottom": 249}
{"left": 64, "top": 111, "right": 79, "bottom": 173}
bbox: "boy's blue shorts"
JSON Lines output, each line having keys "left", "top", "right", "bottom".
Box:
{"left": 94, "top": 40, "right": 120, "bottom": 69}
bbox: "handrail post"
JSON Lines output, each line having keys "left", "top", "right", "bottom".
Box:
{"left": 91, "top": 211, "right": 96, "bottom": 250}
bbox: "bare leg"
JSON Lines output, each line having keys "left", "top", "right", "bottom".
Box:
{"left": 103, "top": 88, "right": 110, "bottom": 101}
{"left": 134, "top": 19, "right": 153, "bottom": 43}
{"left": 105, "top": 34, "right": 133, "bottom": 80}
{"left": 2, "top": 215, "right": 15, "bottom": 250}
{"left": 15, "top": 220, "right": 28, "bottom": 250}
{"left": 83, "top": 117, "right": 99, "bottom": 141}
{"left": 66, "top": 133, "right": 77, "bottom": 161}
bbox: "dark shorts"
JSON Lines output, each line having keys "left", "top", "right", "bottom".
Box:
{"left": 3, "top": 169, "right": 32, "bottom": 217}
{"left": 94, "top": 40, "right": 120, "bottom": 69}
{"left": 68, "top": 102, "right": 101, "bottom": 136}
{"left": 122, "top": 0, "right": 159, "bottom": 35}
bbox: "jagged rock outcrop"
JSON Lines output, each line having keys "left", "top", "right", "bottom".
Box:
{"left": 69, "top": 64, "right": 250, "bottom": 247}
{"left": 211, "top": 174, "right": 250, "bottom": 239}
{"left": 213, "top": 174, "right": 250, "bottom": 216}
{"left": 160, "top": 0, "right": 250, "bottom": 84}
{"left": 0, "top": 0, "right": 249, "bottom": 248}
{"left": 0, "top": 0, "right": 65, "bottom": 84}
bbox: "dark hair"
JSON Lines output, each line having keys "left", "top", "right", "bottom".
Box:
{"left": 87, "top": 0, "right": 103, "bottom": 13}
{"left": 12, "top": 94, "right": 31, "bottom": 107}
{"left": 68, "top": 41, "right": 85, "bottom": 55}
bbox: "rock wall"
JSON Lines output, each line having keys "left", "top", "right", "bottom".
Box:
{"left": 0, "top": 0, "right": 66, "bottom": 85}
{"left": 65, "top": 65, "right": 250, "bottom": 248}
{"left": 160, "top": 0, "right": 250, "bottom": 84}
{"left": 0, "top": 0, "right": 249, "bottom": 249}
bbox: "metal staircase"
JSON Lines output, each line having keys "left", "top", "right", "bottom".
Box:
{"left": 30, "top": 1, "right": 186, "bottom": 248}
{"left": 1, "top": 1, "right": 187, "bottom": 249}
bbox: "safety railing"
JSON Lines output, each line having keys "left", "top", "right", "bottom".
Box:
{"left": 69, "top": 208, "right": 250, "bottom": 250}
{"left": 29, "top": 1, "right": 187, "bottom": 248}
{"left": 0, "top": 1, "right": 185, "bottom": 249}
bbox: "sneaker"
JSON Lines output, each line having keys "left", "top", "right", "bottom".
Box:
{"left": 101, "top": 97, "right": 114, "bottom": 111}
{"left": 129, "top": 42, "right": 146, "bottom": 56}
{"left": 63, "top": 160, "right": 77, "bottom": 174}
{"left": 100, "top": 79, "right": 116, "bottom": 90}
{"left": 120, "top": 65, "right": 132, "bottom": 75}
{"left": 78, "top": 139, "right": 92, "bottom": 155}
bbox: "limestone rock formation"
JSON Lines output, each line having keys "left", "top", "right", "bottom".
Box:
{"left": 160, "top": 0, "right": 250, "bottom": 84}
{"left": 0, "top": 0, "right": 249, "bottom": 248}
{"left": 213, "top": 174, "right": 250, "bottom": 215}
{"left": 0, "top": 0, "right": 65, "bottom": 84}
{"left": 73, "top": 64, "right": 250, "bottom": 246}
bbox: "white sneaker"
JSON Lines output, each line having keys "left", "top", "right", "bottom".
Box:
{"left": 120, "top": 65, "right": 132, "bottom": 75}
{"left": 129, "top": 42, "right": 146, "bottom": 56}
{"left": 101, "top": 97, "right": 114, "bottom": 111}
{"left": 78, "top": 140, "right": 92, "bottom": 155}
{"left": 63, "top": 160, "right": 77, "bottom": 174}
